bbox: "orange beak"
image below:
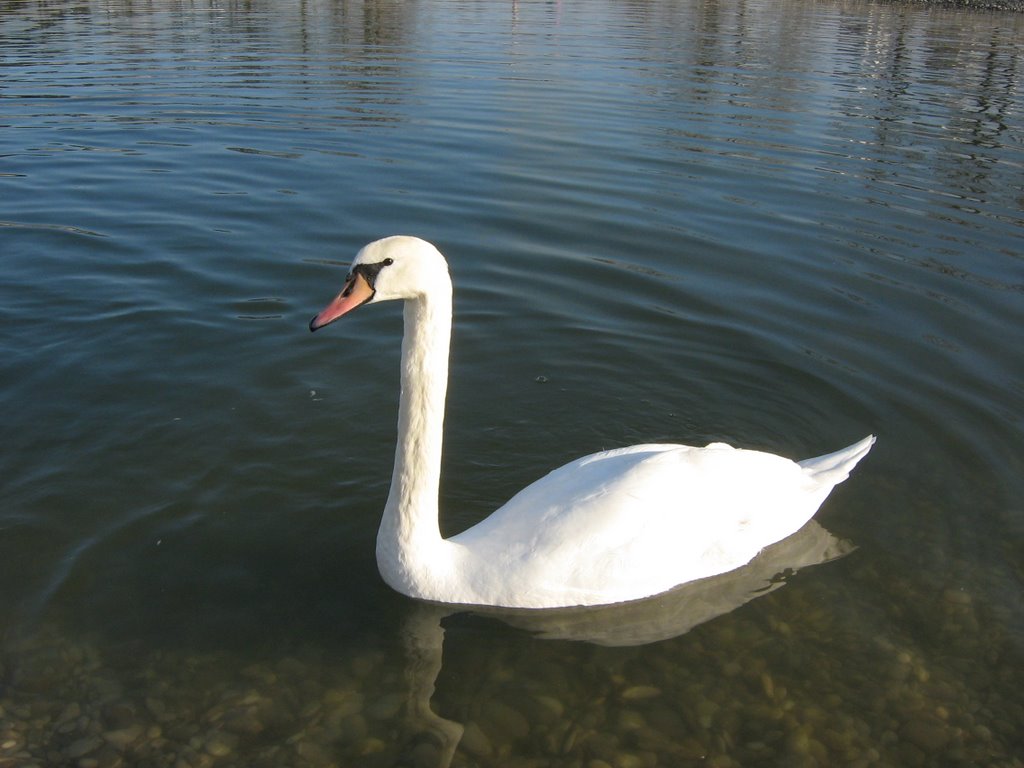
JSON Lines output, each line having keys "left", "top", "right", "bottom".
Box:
{"left": 309, "top": 272, "right": 375, "bottom": 332}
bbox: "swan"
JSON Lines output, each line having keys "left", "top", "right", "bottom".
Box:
{"left": 309, "top": 235, "right": 875, "bottom": 609}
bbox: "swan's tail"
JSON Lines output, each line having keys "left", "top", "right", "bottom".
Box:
{"left": 798, "top": 434, "right": 876, "bottom": 487}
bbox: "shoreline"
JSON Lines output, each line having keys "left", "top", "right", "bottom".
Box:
{"left": 888, "top": 0, "right": 1024, "bottom": 10}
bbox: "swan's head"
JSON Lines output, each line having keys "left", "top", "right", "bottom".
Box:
{"left": 309, "top": 236, "right": 450, "bottom": 332}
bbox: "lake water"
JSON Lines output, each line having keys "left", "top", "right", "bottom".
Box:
{"left": 2, "top": 0, "right": 1023, "bottom": 766}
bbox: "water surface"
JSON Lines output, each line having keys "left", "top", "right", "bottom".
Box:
{"left": 1, "top": 1, "right": 1022, "bottom": 766}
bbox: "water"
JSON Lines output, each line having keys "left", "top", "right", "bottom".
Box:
{"left": 1, "top": 0, "right": 1022, "bottom": 765}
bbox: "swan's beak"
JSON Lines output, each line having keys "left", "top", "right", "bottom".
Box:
{"left": 309, "top": 272, "right": 375, "bottom": 332}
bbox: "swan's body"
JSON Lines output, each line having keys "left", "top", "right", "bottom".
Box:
{"left": 310, "top": 236, "right": 874, "bottom": 609}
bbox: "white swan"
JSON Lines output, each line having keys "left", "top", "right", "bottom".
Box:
{"left": 310, "top": 236, "right": 875, "bottom": 609}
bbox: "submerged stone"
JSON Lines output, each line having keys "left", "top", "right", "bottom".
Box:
{"left": 102, "top": 724, "right": 143, "bottom": 750}
{"left": 900, "top": 715, "right": 951, "bottom": 752}
{"left": 621, "top": 685, "right": 661, "bottom": 701}
{"left": 65, "top": 736, "right": 104, "bottom": 759}
{"left": 460, "top": 721, "right": 493, "bottom": 758}
{"left": 481, "top": 700, "right": 530, "bottom": 743}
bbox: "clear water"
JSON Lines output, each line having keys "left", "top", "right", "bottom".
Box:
{"left": 1, "top": 0, "right": 1022, "bottom": 766}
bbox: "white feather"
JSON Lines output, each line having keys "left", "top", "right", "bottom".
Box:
{"left": 314, "top": 236, "right": 875, "bottom": 609}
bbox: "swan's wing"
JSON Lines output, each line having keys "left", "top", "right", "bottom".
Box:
{"left": 448, "top": 443, "right": 826, "bottom": 606}
{"left": 450, "top": 444, "right": 681, "bottom": 550}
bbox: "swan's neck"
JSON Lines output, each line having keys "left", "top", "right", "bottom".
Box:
{"left": 376, "top": 283, "right": 454, "bottom": 597}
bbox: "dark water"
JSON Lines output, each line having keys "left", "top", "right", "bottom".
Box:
{"left": 2, "top": 0, "right": 1023, "bottom": 766}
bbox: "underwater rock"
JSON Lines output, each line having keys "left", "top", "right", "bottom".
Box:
{"left": 900, "top": 715, "right": 951, "bottom": 752}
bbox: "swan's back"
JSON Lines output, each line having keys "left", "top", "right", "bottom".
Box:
{"left": 447, "top": 436, "right": 875, "bottom": 608}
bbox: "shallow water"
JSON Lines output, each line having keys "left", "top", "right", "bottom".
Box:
{"left": 1, "top": 0, "right": 1023, "bottom": 766}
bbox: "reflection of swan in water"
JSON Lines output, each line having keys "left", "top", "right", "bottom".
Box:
{"left": 396, "top": 519, "right": 854, "bottom": 766}
{"left": 398, "top": 607, "right": 466, "bottom": 768}
{"left": 478, "top": 518, "right": 854, "bottom": 646}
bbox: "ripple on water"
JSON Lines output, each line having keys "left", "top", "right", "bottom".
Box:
{"left": 1, "top": 1, "right": 1023, "bottom": 767}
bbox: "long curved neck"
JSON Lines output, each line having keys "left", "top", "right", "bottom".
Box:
{"left": 376, "top": 280, "right": 454, "bottom": 596}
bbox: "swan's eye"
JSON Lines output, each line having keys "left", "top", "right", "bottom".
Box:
{"left": 353, "top": 259, "right": 393, "bottom": 288}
